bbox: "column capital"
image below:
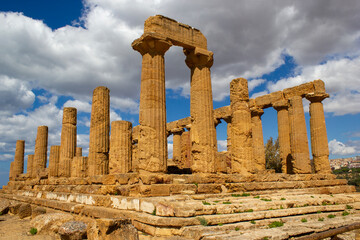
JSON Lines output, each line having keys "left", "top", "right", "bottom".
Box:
{"left": 132, "top": 34, "right": 172, "bottom": 56}
{"left": 184, "top": 47, "right": 213, "bottom": 68}
{"left": 250, "top": 107, "right": 264, "bottom": 117}
{"left": 305, "top": 93, "right": 329, "bottom": 103}
{"left": 272, "top": 99, "right": 289, "bottom": 111}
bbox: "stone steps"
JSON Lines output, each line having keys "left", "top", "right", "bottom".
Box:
{"left": 1, "top": 190, "right": 359, "bottom": 239}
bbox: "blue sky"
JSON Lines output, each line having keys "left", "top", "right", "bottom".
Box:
{"left": 0, "top": 0, "right": 360, "bottom": 187}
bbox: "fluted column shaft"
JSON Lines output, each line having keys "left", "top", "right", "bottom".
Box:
{"left": 180, "top": 131, "right": 191, "bottom": 168}
{"left": 88, "top": 87, "right": 110, "bottom": 176}
{"left": 251, "top": 107, "right": 265, "bottom": 171}
{"left": 71, "top": 156, "right": 88, "bottom": 177}
{"left": 185, "top": 48, "right": 217, "bottom": 173}
{"left": 49, "top": 145, "right": 60, "bottom": 177}
{"left": 33, "top": 126, "right": 48, "bottom": 175}
{"left": 59, "top": 107, "right": 77, "bottom": 177}
{"left": 27, "top": 154, "right": 34, "bottom": 178}
{"left": 306, "top": 93, "right": 331, "bottom": 173}
{"left": 273, "top": 100, "right": 292, "bottom": 173}
{"left": 288, "top": 96, "right": 311, "bottom": 173}
{"left": 172, "top": 128, "right": 184, "bottom": 167}
{"left": 13, "top": 140, "right": 25, "bottom": 178}
{"left": 109, "top": 121, "right": 132, "bottom": 174}
{"left": 9, "top": 162, "right": 14, "bottom": 180}
{"left": 76, "top": 147, "right": 82, "bottom": 157}
{"left": 230, "top": 78, "right": 253, "bottom": 174}
{"left": 132, "top": 36, "right": 171, "bottom": 172}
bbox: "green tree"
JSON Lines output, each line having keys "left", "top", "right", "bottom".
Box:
{"left": 265, "top": 137, "right": 282, "bottom": 173}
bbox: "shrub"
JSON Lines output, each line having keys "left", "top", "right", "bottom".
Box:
{"left": 197, "top": 217, "right": 208, "bottom": 226}
{"left": 235, "top": 227, "right": 240, "bottom": 231}
{"left": 318, "top": 217, "right": 324, "bottom": 221}
{"left": 346, "top": 205, "right": 353, "bottom": 209}
{"left": 152, "top": 207, "right": 156, "bottom": 215}
{"left": 261, "top": 198, "right": 272, "bottom": 202}
{"left": 253, "top": 196, "right": 260, "bottom": 199}
{"left": 342, "top": 211, "right": 350, "bottom": 216}
{"left": 30, "top": 228, "right": 37, "bottom": 235}
{"left": 244, "top": 209, "right": 253, "bottom": 212}
{"left": 250, "top": 220, "right": 256, "bottom": 224}
{"left": 280, "top": 198, "right": 286, "bottom": 200}
{"left": 223, "top": 201, "right": 232, "bottom": 204}
{"left": 327, "top": 214, "right": 336, "bottom": 219}
{"left": 268, "top": 221, "right": 283, "bottom": 228}
{"left": 202, "top": 201, "right": 211, "bottom": 205}
{"left": 301, "top": 218, "right": 307, "bottom": 223}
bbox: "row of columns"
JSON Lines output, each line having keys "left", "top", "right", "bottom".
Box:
{"left": 132, "top": 35, "right": 217, "bottom": 173}
{"left": 227, "top": 78, "right": 331, "bottom": 174}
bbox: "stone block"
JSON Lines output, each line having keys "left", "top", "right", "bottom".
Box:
{"left": 88, "top": 218, "right": 139, "bottom": 240}
{"left": 58, "top": 221, "right": 87, "bottom": 240}
{"left": 18, "top": 203, "right": 32, "bottom": 219}
{"left": 32, "top": 206, "right": 46, "bottom": 219}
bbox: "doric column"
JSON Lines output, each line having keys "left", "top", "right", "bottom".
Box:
{"left": 48, "top": 146, "right": 60, "bottom": 177}
{"left": 33, "top": 126, "right": 48, "bottom": 175}
{"left": 27, "top": 154, "right": 34, "bottom": 178}
{"left": 230, "top": 78, "right": 253, "bottom": 174}
{"left": 305, "top": 93, "right": 331, "bottom": 173}
{"left": 225, "top": 120, "right": 232, "bottom": 153}
{"left": 13, "top": 140, "right": 25, "bottom": 178}
{"left": 59, "top": 107, "right": 77, "bottom": 177}
{"left": 273, "top": 100, "right": 292, "bottom": 173}
{"left": 180, "top": 131, "right": 191, "bottom": 169}
{"left": 184, "top": 47, "right": 217, "bottom": 173}
{"left": 9, "top": 162, "right": 14, "bottom": 180}
{"left": 109, "top": 121, "right": 132, "bottom": 174}
{"left": 132, "top": 35, "right": 171, "bottom": 173}
{"left": 88, "top": 86, "right": 110, "bottom": 176}
{"left": 172, "top": 128, "right": 184, "bottom": 168}
{"left": 288, "top": 96, "right": 311, "bottom": 173}
{"left": 71, "top": 156, "right": 88, "bottom": 177}
{"left": 251, "top": 107, "right": 265, "bottom": 171}
{"left": 75, "top": 147, "right": 82, "bottom": 157}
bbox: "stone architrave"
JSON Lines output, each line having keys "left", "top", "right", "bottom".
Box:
{"left": 172, "top": 128, "right": 184, "bottom": 168}
{"left": 48, "top": 146, "right": 60, "bottom": 177}
{"left": 33, "top": 126, "right": 48, "bottom": 175}
{"left": 180, "top": 131, "right": 191, "bottom": 169}
{"left": 59, "top": 108, "right": 77, "bottom": 177}
{"left": 88, "top": 87, "right": 110, "bottom": 176}
{"left": 75, "top": 147, "right": 82, "bottom": 157}
{"left": 109, "top": 121, "right": 132, "bottom": 174}
{"left": 305, "top": 93, "right": 331, "bottom": 173}
{"left": 26, "top": 155, "right": 34, "bottom": 178}
{"left": 184, "top": 47, "right": 217, "bottom": 173}
{"left": 71, "top": 156, "right": 88, "bottom": 177}
{"left": 132, "top": 35, "right": 171, "bottom": 173}
{"left": 273, "top": 100, "right": 292, "bottom": 173}
{"left": 288, "top": 96, "right": 311, "bottom": 173}
{"left": 230, "top": 78, "right": 253, "bottom": 174}
{"left": 13, "top": 140, "right": 25, "bottom": 178}
{"left": 251, "top": 107, "right": 266, "bottom": 171}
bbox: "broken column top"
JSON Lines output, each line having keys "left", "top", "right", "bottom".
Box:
{"left": 142, "top": 15, "right": 207, "bottom": 49}
{"left": 62, "top": 107, "right": 77, "bottom": 125}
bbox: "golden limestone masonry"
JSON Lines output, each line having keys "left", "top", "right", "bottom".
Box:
{"left": 1, "top": 15, "right": 359, "bottom": 240}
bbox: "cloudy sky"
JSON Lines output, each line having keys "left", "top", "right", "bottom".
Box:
{"left": 0, "top": 0, "right": 359, "bottom": 187}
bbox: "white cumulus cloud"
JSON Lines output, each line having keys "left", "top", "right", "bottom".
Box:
{"left": 328, "top": 139, "right": 356, "bottom": 156}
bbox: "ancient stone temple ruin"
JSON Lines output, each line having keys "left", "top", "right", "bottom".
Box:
{"left": 1, "top": 15, "right": 360, "bottom": 240}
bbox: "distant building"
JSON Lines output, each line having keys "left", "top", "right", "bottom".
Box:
{"left": 329, "top": 156, "right": 360, "bottom": 170}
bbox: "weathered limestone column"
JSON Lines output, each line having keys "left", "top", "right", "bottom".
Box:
{"left": 305, "top": 93, "right": 331, "bottom": 173}
{"left": 251, "top": 107, "right": 265, "bottom": 171}
{"left": 33, "top": 126, "right": 48, "bottom": 175}
{"left": 180, "top": 131, "right": 191, "bottom": 169}
{"left": 273, "top": 100, "right": 292, "bottom": 173}
{"left": 9, "top": 162, "right": 15, "bottom": 180}
{"left": 71, "top": 156, "right": 88, "bottom": 177}
{"left": 288, "top": 96, "right": 311, "bottom": 173}
{"left": 172, "top": 128, "right": 184, "bottom": 167}
{"left": 59, "top": 107, "right": 77, "bottom": 177}
{"left": 184, "top": 48, "right": 217, "bottom": 173}
{"left": 109, "top": 121, "right": 132, "bottom": 174}
{"left": 132, "top": 35, "right": 171, "bottom": 172}
{"left": 75, "top": 147, "right": 82, "bottom": 157}
{"left": 224, "top": 119, "right": 232, "bottom": 153}
{"left": 27, "top": 154, "right": 34, "bottom": 177}
{"left": 48, "top": 146, "right": 60, "bottom": 177}
{"left": 13, "top": 140, "right": 25, "bottom": 178}
{"left": 230, "top": 78, "right": 253, "bottom": 174}
{"left": 88, "top": 87, "right": 110, "bottom": 176}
